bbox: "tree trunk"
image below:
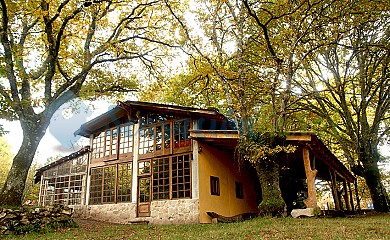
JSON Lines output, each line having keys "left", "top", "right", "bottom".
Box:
{"left": 302, "top": 147, "right": 318, "bottom": 208}
{"left": 256, "top": 159, "right": 285, "bottom": 216}
{"left": 0, "top": 118, "right": 48, "bottom": 206}
{"left": 360, "top": 143, "right": 389, "bottom": 212}
{"left": 362, "top": 160, "right": 389, "bottom": 212}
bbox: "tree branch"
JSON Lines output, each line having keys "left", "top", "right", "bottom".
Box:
{"left": 0, "top": 0, "right": 22, "bottom": 113}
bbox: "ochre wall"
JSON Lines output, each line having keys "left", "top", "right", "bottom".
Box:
{"left": 198, "top": 143, "right": 258, "bottom": 223}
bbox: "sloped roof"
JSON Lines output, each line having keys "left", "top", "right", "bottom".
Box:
{"left": 75, "top": 101, "right": 229, "bottom": 137}
{"left": 190, "top": 130, "right": 355, "bottom": 182}
{"left": 285, "top": 132, "right": 356, "bottom": 182}
{"left": 34, "top": 146, "right": 90, "bottom": 183}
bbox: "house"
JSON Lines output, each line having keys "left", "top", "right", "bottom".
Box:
{"left": 35, "top": 101, "right": 355, "bottom": 224}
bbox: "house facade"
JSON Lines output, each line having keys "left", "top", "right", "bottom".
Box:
{"left": 36, "top": 101, "right": 355, "bottom": 224}
{"left": 36, "top": 101, "right": 259, "bottom": 224}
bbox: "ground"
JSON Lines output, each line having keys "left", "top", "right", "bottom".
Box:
{"left": 3, "top": 213, "right": 390, "bottom": 239}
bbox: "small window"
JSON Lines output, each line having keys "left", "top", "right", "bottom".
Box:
{"left": 236, "top": 181, "right": 243, "bottom": 199}
{"left": 210, "top": 176, "right": 220, "bottom": 196}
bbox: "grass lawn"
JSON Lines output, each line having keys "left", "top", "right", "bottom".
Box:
{"left": 3, "top": 214, "right": 389, "bottom": 240}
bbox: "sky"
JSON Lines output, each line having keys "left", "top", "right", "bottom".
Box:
{"left": 0, "top": 99, "right": 115, "bottom": 165}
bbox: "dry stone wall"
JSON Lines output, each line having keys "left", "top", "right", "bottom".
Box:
{"left": 0, "top": 205, "right": 76, "bottom": 235}
{"left": 73, "top": 199, "right": 199, "bottom": 224}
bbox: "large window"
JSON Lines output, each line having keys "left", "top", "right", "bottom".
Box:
{"left": 139, "top": 118, "right": 190, "bottom": 157}
{"left": 92, "top": 123, "right": 134, "bottom": 160}
{"left": 117, "top": 163, "right": 133, "bottom": 202}
{"left": 89, "top": 162, "right": 133, "bottom": 205}
{"left": 152, "top": 157, "right": 170, "bottom": 200}
{"left": 150, "top": 154, "right": 192, "bottom": 201}
{"left": 103, "top": 166, "right": 116, "bottom": 203}
{"left": 172, "top": 154, "right": 191, "bottom": 199}
{"left": 89, "top": 168, "right": 103, "bottom": 205}
{"left": 40, "top": 153, "right": 88, "bottom": 206}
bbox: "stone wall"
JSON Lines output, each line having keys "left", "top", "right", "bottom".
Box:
{"left": 73, "top": 199, "right": 199, "bottom": 225}
{"left": 0, "top": 205, "right": 75, "bottom": 235}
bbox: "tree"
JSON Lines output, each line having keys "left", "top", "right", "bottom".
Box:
{"left": 0, "top": 0, "right": 185, "bottom": 206}
{"left": 297, "top": 1, "right": 390, "bottom": 211}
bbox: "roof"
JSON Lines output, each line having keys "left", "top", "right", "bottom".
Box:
{"left": 190, "top": 130, "right": 355, "bottom": 182}
{"left": 75, "top": 101, "right": 229, "bottom": 137}
{"left": 285, "top": 132, "right": 356, "bottom": 182}
{"left": 34, "top": 146, "right": 90, "bottom": 183}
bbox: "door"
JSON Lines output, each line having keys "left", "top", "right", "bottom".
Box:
{"left": 137, "top": 177, "right": 151, "bottom": 217}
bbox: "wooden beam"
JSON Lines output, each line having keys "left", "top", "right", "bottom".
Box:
{"left": 286, "top": 135, "right": 311, "bottom": 141}
{"left": 189, "top": 130, "right": 239, "bottom": 139}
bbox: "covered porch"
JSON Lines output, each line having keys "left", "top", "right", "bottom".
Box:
{"left": 190, "top": 130, "right": 356, "bottom": 214}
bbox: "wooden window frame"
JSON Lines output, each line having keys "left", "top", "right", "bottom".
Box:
{"left": 92, "top": 132, "right": 105, "bottom": 159}
{"left": 89, "top": 162, "right": 133, "bottom": 205}
{"left": 102, "top": 165, "right": 116, "bottom": 203}
{"left": 138, "top": 160, "right": 151, "bottom": 176}
{"left": 171, "top": 154, "right": 191, "bottom": 199}
{"left": 138, "top": 126, "right": 155, "bottom": 157}
{"left": 138, "top": 118, "right": 192, "bottom": 159}
{"left": 210, "top": 176, "right": 220, "bottom": 196}
{"left": 150, "top": 153, "right": 192, "bottom": 201}
{"left": 89, "top": 168, "right": 103, "bottom": 205}
{"left": 119, "top": 124, "right": 134, "bottom": 159}
{"left": 92, "top": 123, "right": 134, "bottom": 162}
{"left": 117, "top": 162, "right": 133, "bottom": 203}
{"left": 40, "top": 155, "right": 88, "bottom": 207}
{"left": 173, "top": 119, "right": 191, "bottom": 154}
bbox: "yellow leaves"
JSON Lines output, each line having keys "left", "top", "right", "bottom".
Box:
{"left": 237, "top": 135, "right": 297, "bottom": 164}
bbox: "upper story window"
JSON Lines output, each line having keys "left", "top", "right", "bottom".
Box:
{"left": 174, "top": 119, "right": 190, "bottom": 148}
{"left": 139, "top": 126, "right": 154, "bottom": 155}
{"left": 139, "top": 117, "right": 190, "bottom": 157}
{"left": 92, "top": 123, "right": 134, "bottom": 160}
{"left": 92, "top": 132, "right": 105, "bottom": 159}
{"left": 105, "top": 128, "right": 118, "bottom": 157}
{"left": 119, "top": 125, "right": 134, "bottom": 154}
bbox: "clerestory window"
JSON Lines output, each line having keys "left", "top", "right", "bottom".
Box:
{"left": 138, "top": 118, "right": 190, "bottom": 158}
{"left": 92, "top": 123, "right": 134, "bottom": 160}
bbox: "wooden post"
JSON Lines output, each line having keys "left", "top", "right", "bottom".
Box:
{"left": 343, "top": 180, "right": 352, "bottom": 211}
{"left": 329, "top": 169, "right": 341, "bottom": 210}
{"left": 354, "top": 179, "right": 361, "bottom": 211}
{"left": 302, "top": 147, "right": 318, "bottom": 208}
{"left": 348, "top": 182, "right": 355, "bottom": 212}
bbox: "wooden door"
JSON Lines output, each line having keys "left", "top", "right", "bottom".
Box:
{"left": 137, "top": 177, "right": 151, "bottom": 217}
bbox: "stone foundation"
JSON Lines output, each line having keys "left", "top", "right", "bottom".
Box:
{"left": 73, "top": 199, "right": 199, "bottom": 224}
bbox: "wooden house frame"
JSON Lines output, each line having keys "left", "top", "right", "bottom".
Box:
{"left": 36, "top": 101, "right": 356, "bottom": 224}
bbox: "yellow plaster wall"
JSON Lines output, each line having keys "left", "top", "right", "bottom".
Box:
{"left": 198, "top": 143, "right": 258, "bottom": 223}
